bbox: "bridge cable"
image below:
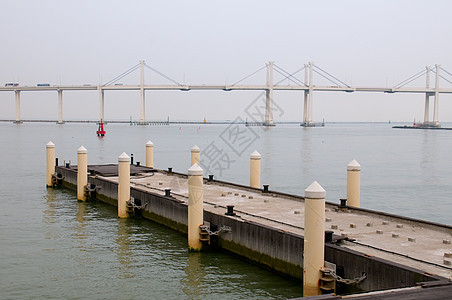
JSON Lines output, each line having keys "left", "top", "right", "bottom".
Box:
{"left": 393, "top": 69, "right": 427, "bottom": 89}
{"left": 273, "top": 64, "right": 307, "bottom": 86}
{"left": 144, "top": 64, "right": 182, "bottom": 86}
{"left": 312, "top": 64, "right": 351, "bottom": 88}
{"left": 439, "top": 66, "right": 452, "bottom": 78}
{"left": 439, "top": 75, "right": 452, "bottom": 85}
{"left": 103, "top": 63, "right": 141, "bottom": 86}
{"left": 231, "top": 65, "right": 267, "bottom": 86}
{"left": 272, "top": 67, "right": 306, "bottom": 86}
{"left": 312, "top": 69, "right": 348, "bottom": 88}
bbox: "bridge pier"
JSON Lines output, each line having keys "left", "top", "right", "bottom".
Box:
{"left": 301, "top": 62, "right": 314, "bottom": 126}
{"left": 264, "top": 61, "right": 275, "bottom": 126}
{"left": 139, "top": 60, "right": 146, "bottom": 123}
{"left": 98, "top": 87, "right": 104, "bottom": 122}
{"left": 433, "top": 64, "right": 440, "bottom": 126}
{"left": 14, "top": 90, "right": 22, "bottom": 124}
{"left": 57, "top": 90, "right": 64, "bottom": 124}
{"left": 303, "top": 64, "right": 308, "bottom": 124}
{"left": 423, "top": 66, "right": 431, "bottom": 124}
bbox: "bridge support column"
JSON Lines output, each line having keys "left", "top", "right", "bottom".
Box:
{"left": 98, "top": 87, "right": 104, "bottom": 122}
{"left": 139, "top": 60, "right": 146, "bottom": 123}
{"left": 14, "top": 90, "right": 22, "bottom": 124}
{"left": 303, "top": 181, "right": 326, "bottom": 297}
{"left": 433, "top": 64, "right": 440, "bottom": 126}
{"left": 264, "top": 61, "right": 274, "bottom": 126}
{"left": 423, "top": 66, "right": 431, "bottom": 124}
{"left": 302, "top": 64, "right": 309, "bottom": 125}
{"left": 308, "top": 62, "right": 314, "bottom": 124}
{"left": 57, "top": 90, "right": 64, "bottom": 124}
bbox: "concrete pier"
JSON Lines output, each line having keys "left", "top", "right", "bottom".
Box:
{"left": 118, "top": 152, "right": 130, "bottom": 218}
{"left": 303, "top": 181, "right": 326, "bottom": 297}
{"left": 146, "top": 141, "right": 154, "bottom": 168}
{"left": 188, "top": 163, "right": 204, "bottom": 251}
{"left": 46, "top": 141, "right": 55, "bottom": 187}
{"left": 347, "top": 160, "right": 361, "bottom": 208}
{"left": 249, "top": 150, "right": 261, "bottom": 189}
{"left": 191, "top": 145, "right": 200, "bottom": 167}
{"left": 54, "top": 163, "right": 451, "bottom": 295}
{"left": 76, "top": 146, "right": 87, "bottom": 201}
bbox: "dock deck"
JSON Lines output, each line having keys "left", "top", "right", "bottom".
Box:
{"left": 91, "top": 169, "right": 452, "bottom": 279}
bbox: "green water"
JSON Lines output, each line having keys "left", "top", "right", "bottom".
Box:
{"left": 2, "top": 121, "right": 452, "bottom": 299}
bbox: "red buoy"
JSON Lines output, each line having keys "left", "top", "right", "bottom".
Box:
{"left": 96, "top": 119, "right": 106, "bottom": 136}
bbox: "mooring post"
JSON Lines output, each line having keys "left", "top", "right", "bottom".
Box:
{"left": 46, "top": 141, "right": 55, "bottom": 187}
{"left": 347, "top": 160, "right": 361, "bottom": 208}
{"left": 188, "top": 163, "right": 204, "bottom": 251}
{"left": 146, "top": 140, "right": 154, "bottom": 168}
{"left": 118, "top": 152, "right": 130, "bottom": 218}
{"left": 191, "top": 145, "right": 200, "bottom": 167}
{"left": 303, "top": 181, "right": 326, "bottom": 297}
{"left": 77, "top": 146, "right": 88, "bottom": 201}
{"left": 250, "top": 150, "right": 261, "bottom": 188}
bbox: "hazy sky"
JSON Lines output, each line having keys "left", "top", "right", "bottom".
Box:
{"left": 1, "top": 0, "right": 452, "bottom": 122}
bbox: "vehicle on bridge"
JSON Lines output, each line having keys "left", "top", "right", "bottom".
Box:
{"left": 37, "top": 83, "right": 50, "bottom": 86}
{"left": 5, "top": 83, "right": 19, "bottom": 87}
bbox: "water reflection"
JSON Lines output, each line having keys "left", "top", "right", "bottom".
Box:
{"left": 115, "top": 219, "right": 134, "bottom": 279}
{"left": 42, "top": 188, "right": 57, "bottom": 224}
{"left": 182, "top": 252, "right": 205, "bottom": 299}
{"left": 301, "top": 129, "right": 313, "bottom": 174}
{"left": 420, "top": 130, "right": 439, "bottom": 183}
{"left": 74, "top": 201, "right": 88, "bottom": 244}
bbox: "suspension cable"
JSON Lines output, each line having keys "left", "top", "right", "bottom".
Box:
{"left": 393, "top": 69, "right": 427, "bottom": 89}
{"left": 144, "top": 64, "right": 182, "bottom": 86}
{"left": 231, "top": 65, "right": 266, "bottom": 86}
{"left": 439, "top": 75, "right": 452, "bottom": 85}
{"left": 103, "top": 63, "right": 141, "bottom": 86}
{"left": 312, "top": 64, "right": 351, "bottom": 88}
{"left": 273, "top": 64, "right": 306, "bottom": 86}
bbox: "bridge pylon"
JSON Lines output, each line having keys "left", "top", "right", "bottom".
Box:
{"left": 264, "top": 61, "right": 275, "bottom": 126}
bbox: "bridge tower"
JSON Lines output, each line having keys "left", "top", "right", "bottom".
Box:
{"left": 14, "top": 90, "right": 22, "bottom": 124}
{"left": 423, "top": 66, "right": 431, "bottom": 124}
{"left": 57, "top": 89, "right": 64, "bottom": 124}
{"left": 303, "top": 64, "right": 309, "bottom": 125}
{"left": 433, "top": 64, "right": 440, "bottom": 126}
{"left": 98, "top": 87, "right": 104, "bottom": 122}
{"left": 139, "top": 60, "right": 146, "bottom": 123}
{"left": 302, "top": 62, "right": 314, "bottom": 126}
{"left": 264, "top": 61, "right": 275, "bottom": 126}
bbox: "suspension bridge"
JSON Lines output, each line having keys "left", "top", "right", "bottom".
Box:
{"left": 2, "top": 60, "right": 452, "bottom": 127}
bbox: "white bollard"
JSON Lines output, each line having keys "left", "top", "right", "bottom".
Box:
{"left": 191, "top": 145, "right": 200, "bottom": 167}
{"left": 303, "top": 181, "right": 326, "bottom": 297}
{"left": 347, "top": 160, "right": 361, "bottom": 208}
{"left": 188, "top": 163, "right": 204, "bottom": 251}
{"left": 250, "top": 150, "right": 261, "bottom": 188}
{"left": 146, "top": 140, "right": 154, "bottom": 168}
{"left": 77, "top": 146, "right": 88, "bottom": 201}
{"left": 46, "top": 141, "right": 55, "bottom": 187}
{"left": 118, "top": 152, "right": 131, "bottom": 218}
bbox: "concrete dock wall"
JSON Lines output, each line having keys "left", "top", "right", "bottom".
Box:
{"left": 55, "top": 166, "right": 441, "bottom": 293}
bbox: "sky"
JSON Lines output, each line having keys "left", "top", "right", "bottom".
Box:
{"left": 1, "top": 0, "right": 452, "bottom": 122}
